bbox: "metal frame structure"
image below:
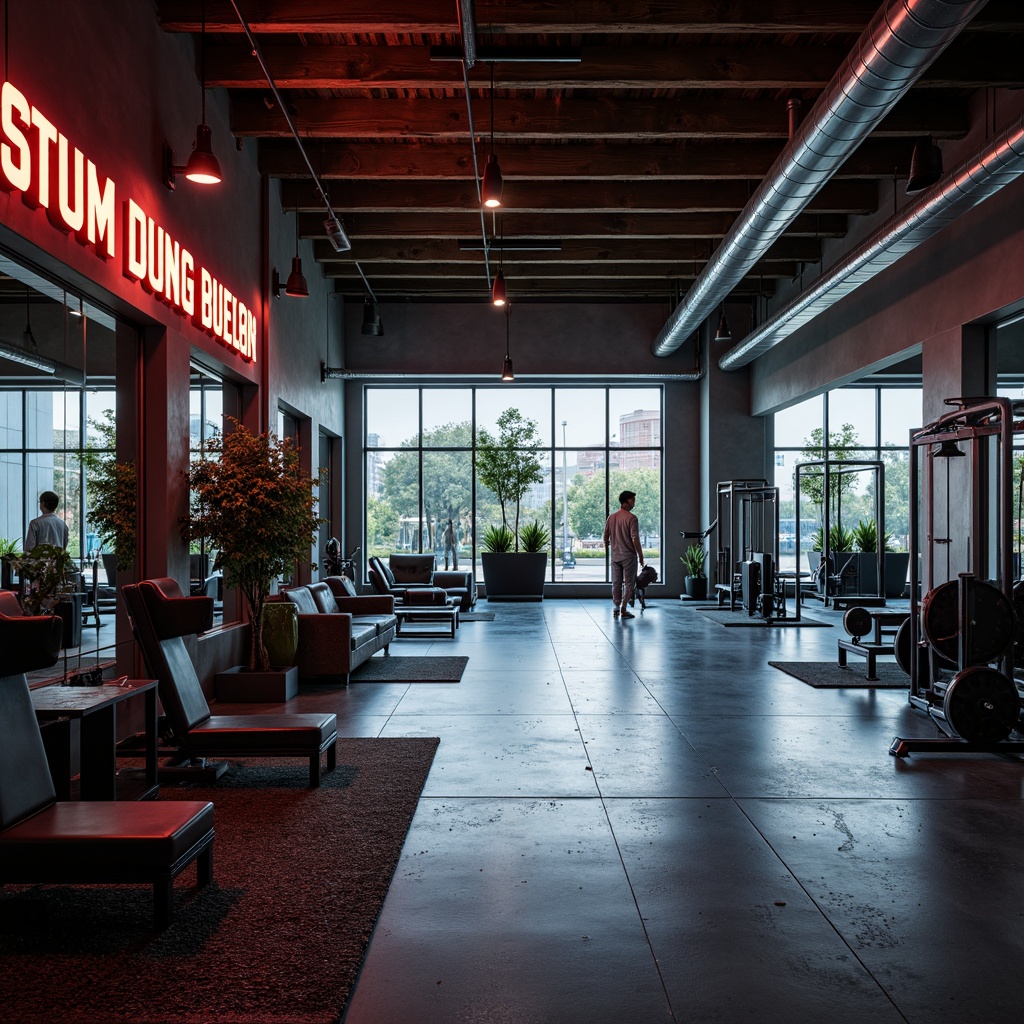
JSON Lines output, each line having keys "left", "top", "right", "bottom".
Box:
{"left": 892, "top": 396, "right": 1024, "bottom": 756}
{"left": 713, "top": 480, "right": 780, "bottom": 616}
{"left": 795, "top": 459, "right": 885, "bottom": 610}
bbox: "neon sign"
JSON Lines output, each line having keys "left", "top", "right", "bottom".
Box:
{"left": 0, "top": 80, "right": 256, "bottom": 363}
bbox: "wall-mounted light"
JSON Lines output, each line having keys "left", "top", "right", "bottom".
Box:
{"left": 361, "top": 296, "right": 384, "bottom": 336}
{"left": 281, "top": 216, "right": 309, "bottom": 298}
{"left": 162, "top": 0, "right": 222, "bottom": 190}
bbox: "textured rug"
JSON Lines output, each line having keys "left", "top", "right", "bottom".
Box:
{"left": 699, "top": 610, "right": 832, "bottom": 628}
{"left": 0, "top": 737, "right": 439, "bottom": 1024}
{"left": 459, "top": 611, "right": 495, "bottom": 622}
{"left": 351, "top": 655, "right": 468, "bottom": 682}
{"left": 769, "top": 660, "right": 909, "bottom": 688}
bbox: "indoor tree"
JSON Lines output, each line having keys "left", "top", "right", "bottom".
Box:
{"left": 81, "top": 409, "right": 137, "bottom": 571}
{"left": 476, "top": 408, "right": 544, "bottom": 549}
{"left": 183, "top": 420, "right": 322, "bottom": 672}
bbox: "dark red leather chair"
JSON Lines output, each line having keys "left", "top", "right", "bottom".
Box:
{"left": 122, "top": 578, "right": 338, "bottom": 787}
{"left": 0, "top": 604, "right": 214, "bottom": 930}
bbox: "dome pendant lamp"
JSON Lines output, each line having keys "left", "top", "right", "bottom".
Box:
{"left": 481, "top": 62, "right": 503, "bottom": 208}
{"left": 285, "top": 217, "right": 309, "bottom": 298}
{"left": 184, "top": 0, "right": 222, "bottom": 185}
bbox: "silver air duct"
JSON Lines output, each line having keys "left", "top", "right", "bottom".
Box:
{"left": 651, "top": 0, "right": 989, "bottom": 358}
{"left": 718, "top": 114, "right": 1024, "bottom": 369}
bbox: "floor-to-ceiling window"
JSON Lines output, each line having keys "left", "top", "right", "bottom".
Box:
{"left": 774, "top": 385, "right": 922, "bottom": 574}
{"left": 365, "top": 385, "right": 663, "bottom": 583}
{"left": 188, "top": 367, "right": 224, "bottom": 615}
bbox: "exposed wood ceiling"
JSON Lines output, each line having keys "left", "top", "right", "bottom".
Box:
{"left": 155, "top": 1, "right": 1024, "bottom": 305}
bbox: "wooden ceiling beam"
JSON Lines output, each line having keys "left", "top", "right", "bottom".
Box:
{"left": 260, "top": 138, "right": 913, "bottom": 182}
{"left": 232, "top": 93, "right": 967, "bottom": 140}
{"left": 314, "top": 237, "right": 815, "bottom": 263}
{"left": 281, "top": 179, "right": 878, "bottom": 215}
{"left": 208, "top": 40, "right": 1024, "bottom": 91}
{"left": 157, "top": 0, "right": 1024, "bottom": 35}
{"left": 297, "top": 211, "right": 849, "bottom": 240}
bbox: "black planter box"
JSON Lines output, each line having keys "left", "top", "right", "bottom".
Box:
{"left": 481, "top": 552, "right": 547, "bottom": 601}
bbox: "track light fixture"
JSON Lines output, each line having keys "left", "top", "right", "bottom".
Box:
{"left": 906, "top": 136, "right": 942, "bottom": 194}
{"left": 713, "top": 307, "right": 732, "bottom": 343}
{"left": 284, "top": 217, "right": 309, "bottom": 298}
{"left": 324, "top": 214, "right": 351, "bottom": 253}
{"left": 501, "top": 307, "right": 514, "bottom": 381}
{"left": 481, "top": 62, "right": 503, "bottom": 208}
{"left": 361, "top": 296, "right": 384, "bottom": 336}
{"left": 162, "top": 0, "right": 222, "bottom": 190}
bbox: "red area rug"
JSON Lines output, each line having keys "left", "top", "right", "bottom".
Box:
{"left": 0, "top": 737, "right": 439, "bottom": 1024}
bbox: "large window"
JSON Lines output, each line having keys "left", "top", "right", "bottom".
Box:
{"left": 774, "top": 386, "right": 921, "bottom": 572}
{"left": 365, "top": 386, "right": 663, "bottom": 583}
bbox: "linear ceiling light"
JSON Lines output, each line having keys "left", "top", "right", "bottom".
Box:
{"left": 163, "top": 0, "right": 222, "bottom": 189}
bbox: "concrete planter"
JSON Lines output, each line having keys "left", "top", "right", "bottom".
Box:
{"left": 215, "top": 664, "right": 298, "bottom": 703}
{"left": 481, "top": 552, "right": 547, "bottom": 601}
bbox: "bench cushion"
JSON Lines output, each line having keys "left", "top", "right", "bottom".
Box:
{"left": 350, "top": 622, "right": 379, "bottom": 650}
{"left": 355, "top": 613, "right": 399, "bottom": 636}
{"left": 186, "top": 714, "right": 336, "bottom": 750}
{"left": 404, "top": 587, "right": 448, "bottom": 607}
{"left": 0, "top": 801, "right": 214, "bottom": 873}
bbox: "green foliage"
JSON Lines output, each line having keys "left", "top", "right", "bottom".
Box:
{"left": 852, "top": 518, "right": 895, "bottom": 553}
{"left": 11, "top": 543, "right": 75, "bottom": 615}
{"left": 184, "top": 420, "right": 322, "bottom": 672}
{"left": 0, "top": 537, "right": 20, "bottom": 559}
{"left": 681, "top": 542, "right": 707, "bottom": 577}
{"left": 813, "top": 523, "right": 856, "bottom": 551}
{"left": 482, "top": 525, "right": 515, "bottom": 553}
{"left": 477, "top": 409, "right": 544, "bottom": 549}
{"left": 566, "top": 467, "right": 661, "bottom": 542}
{"left": 797, "top": 423, "right": 861, "bottom": 524}
{"left": 81, "top": 409, "right": 137, "bottom": 571}
{"left": 366, "top": 495, "right": 399, "bottom": 548}
{"left": 519, "top": 519, "right": 550, "bottom": 553}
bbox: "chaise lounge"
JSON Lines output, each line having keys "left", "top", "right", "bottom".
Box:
{"left": 123, "top": 578, "right": 338, "bottom": 787}
{"left": 0, "top": 605, "right": 214, "bottom": 930}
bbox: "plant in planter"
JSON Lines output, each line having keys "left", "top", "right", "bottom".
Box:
{"left": 852, "top": 518, "right": 894, "bottom": 553}
{"left": 0, "top": 537, "right": 20, "bottom": 591}
{"left": 11, "top": 543, "right": 75, "bottom": 615}
{"left": 681, "top": 541, "right": 708, "bottom": 600}
{"left": 81, "top": 410, "right": 137, "bottom": 572}
{"left": 852, "top": 518, "right": 909, "bottom": 598}
{"left": 519, "top": 519, "right": 550, "bottom": 554}
{"left": 482, "top": 525, "right": 515, "bottom": 553}
{"left": 477, "top": 409, "right": 544, "bottom": 549}
{"left": 183, "top": 420, "right": 322, "bottom": 672}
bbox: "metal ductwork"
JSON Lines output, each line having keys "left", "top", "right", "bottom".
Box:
{"left": 718, "top": 114, "right": 1024, "bottom": 369}
{"left": 651, "top": 0, "right": 989, "bottom": 358}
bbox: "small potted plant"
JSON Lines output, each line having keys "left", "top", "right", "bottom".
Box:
{"left": 681, "top": 541, "right": 708, "bottom": 600}
{"left": 11, "top": 543, "right": 79, "bottom": 648}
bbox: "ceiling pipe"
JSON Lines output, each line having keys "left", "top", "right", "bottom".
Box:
{"left": 718, "top": 113, "right": 1024, "bottom": 370}
{"left": 651, "top": 0, "right": 989, "bottom": 359}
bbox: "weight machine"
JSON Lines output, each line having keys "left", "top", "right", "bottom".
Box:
{"left": 795, "top": 459, "right": 886, "bottom": 611}
{"left": 890, "top": 397, "right": 1024, "bottom": 756}
{"left": 713, "top": 480, "right": 782, "bottom": 619}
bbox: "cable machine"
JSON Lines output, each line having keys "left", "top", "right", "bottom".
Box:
{"left": 795, "top": 459, "right": 886, "bottom": 611}
{"left": 713, "top": 480, "right": 781, "bottom": 619}
{"left": 891, "top": 397, "right": 1024, "bottom": 756}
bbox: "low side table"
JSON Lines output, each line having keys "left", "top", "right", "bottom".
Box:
{"left": 31, "top": 679, "right": 159, "bottom": 801}
{"left": 394, "top": 604, "right": 460, "bottom": 639}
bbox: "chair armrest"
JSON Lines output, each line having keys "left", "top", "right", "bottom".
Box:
{"left": 333, "top": 595, "right": 395, "bottom": 615}
{"left": 295, "top": 611, "right": 353, "bottom": 645}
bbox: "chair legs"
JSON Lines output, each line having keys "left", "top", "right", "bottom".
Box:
{"left": 197, "top": 844, "right": 214, "bottom": 888}
{"left": 309, "top": 743, "right": 338, "bottom": 787}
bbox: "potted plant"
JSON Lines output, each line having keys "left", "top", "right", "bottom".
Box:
{"left": 81, "top": 410, "right": 137, "bottom": 573}
{"left": 681, "top": 541, "right": 708, "bottom": 600}
{"left": 852, "top": 517, "right": 908, "bottom": 598}
{"left": 0, "top": 537, "right": 19, "bottom": 591}
{"left": 477, "top": 409, "right": 547, "bottom": 600}
{"left": 183, "top": 420, "right": 322, "bottom": 675}
{"left": 10, "top": 543, "right": 79, "bottom": 648}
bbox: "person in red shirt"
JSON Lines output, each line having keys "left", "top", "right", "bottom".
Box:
{"left": 603, "top": 490, "right": 645, "bottom": 620}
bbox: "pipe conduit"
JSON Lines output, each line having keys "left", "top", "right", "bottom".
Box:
{"left": 651, "top": 0, "right": 990, "bottom": 358}
{"left": 718, "top": 113, "right": 1024, "bottom": 369}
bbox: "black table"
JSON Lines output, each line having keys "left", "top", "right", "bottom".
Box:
{"left": 31, "top": 679, "right": 159, "bottom": 801}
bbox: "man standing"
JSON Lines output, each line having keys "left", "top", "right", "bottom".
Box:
{"left": 603, "top": 489, "right": 645, "bottom": 620}
{"left": 25, "top": 490, "right": 69, "bottom": 552}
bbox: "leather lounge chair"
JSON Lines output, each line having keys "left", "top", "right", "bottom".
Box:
{"left": 0, "top": 605, "right": 214, "bottom": 930}
{"left": 122, "top": 578, "right": 338, "bottom": 787}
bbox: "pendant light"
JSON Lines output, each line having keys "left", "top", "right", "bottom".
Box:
{"left": 906, "top": 136, "right": 942, "bottom": 194}
{"left": 481, "top": 62, "right": 503, "bottom": 208}
{"left": 713, "top": 306, "right": 732, "bottom": 343}
{"left": 361, "top": 295, "right": 384, "bottom": 336}
{"left": 492, "top": 215, "right": 506, "bottom": 305}
{"left": 164, "top": 0, "right": 222, "bottom": 188}
{"left": 285, "top": 216, "right": 309, "bottom": 298}
{"left": 501, "top": 306, "right": 514, "bottom": 381}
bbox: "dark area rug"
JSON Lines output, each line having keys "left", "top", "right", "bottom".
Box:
{"left": 770, "top": 660, "right": 909, "bottom": 688}
{"left": 459, "top": 611, "right": 495, "bottom": 621}
{"left": 0, "top": 736, "right": 439, "bottom": 1024}
{"left": 699, "top": 610, "right": 832, "bottom": 627}
{"left": 351, "top": 655, "right": 468, "bottom": 682}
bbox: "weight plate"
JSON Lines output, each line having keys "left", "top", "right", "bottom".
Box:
{"left": 894, "top": 617, "right": 955, "bottom": 681}
{"left": 843, "top": 606, "right": 872, "bottom": 640}
{"left": 921, "top": 580, "right": 1017, "bottom": 665}
{"left": 942, "top": 666, "right": 1020, "bottom": 744}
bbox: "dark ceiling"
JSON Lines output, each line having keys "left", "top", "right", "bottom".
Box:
{"left": 154, "top": 1, "right": 1024, "bottom": 305}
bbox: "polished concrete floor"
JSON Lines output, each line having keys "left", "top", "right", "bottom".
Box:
{"left": 292, "top": 598, "right": 1023, "bottom": 1024}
